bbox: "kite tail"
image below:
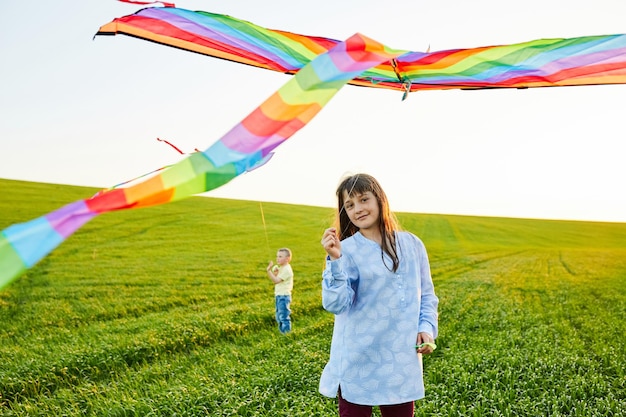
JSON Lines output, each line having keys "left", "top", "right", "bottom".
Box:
{"left": 0, "top": 33, "right": 403, "bottom": 289}
{"left": 0, "top": 201, "right": 98, "bottom": 288}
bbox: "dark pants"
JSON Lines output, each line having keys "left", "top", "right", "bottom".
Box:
{"left": 338, "top": 388, "right": 414, "bottom": 417}
{"left": 275, "top": 295, "right": 291, "bottom": 334}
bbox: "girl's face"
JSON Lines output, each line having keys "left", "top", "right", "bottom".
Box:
{"left": 342, "top": 190, "right": 380, "bottom": 232}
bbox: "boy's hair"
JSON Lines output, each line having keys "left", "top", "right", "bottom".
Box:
{"left": 335, "top": 173, "right": 401, "bottom": 272}
{"left": 278, "top": 248, "right": 292, "bottom": 259}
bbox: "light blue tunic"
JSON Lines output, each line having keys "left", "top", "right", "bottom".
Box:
{"left": 319, "top": 231, "right": 439, "bottom": 406}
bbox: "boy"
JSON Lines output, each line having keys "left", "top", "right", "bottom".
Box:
{"left": 265, "top": 248, "right": 294, "bottom": 334}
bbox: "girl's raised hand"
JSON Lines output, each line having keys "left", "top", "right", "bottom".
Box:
{"left": 321, "top": 228, "right": 341, "bottom": 260}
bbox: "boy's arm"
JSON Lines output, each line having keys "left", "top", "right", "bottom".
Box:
{"left": 266, "top": 262, "right": 283, "bottom": 284}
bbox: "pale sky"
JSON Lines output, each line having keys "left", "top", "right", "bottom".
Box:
{"left": 1, "top": 0, "right": 625, "bottom": 223}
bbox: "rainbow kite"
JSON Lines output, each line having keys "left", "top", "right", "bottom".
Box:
{"left": 95, "top": 6, "right": 626, "bottom": 98}
{"left": 0, "top": 33, "right": 403, "bottom": 289}
{"left": 3, "top": 4, "right": 626, "bottom": 289}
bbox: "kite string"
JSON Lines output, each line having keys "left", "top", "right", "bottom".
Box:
{"left": 259, "top": 202, "right": 271, "bottom": 255}
{"left": 103, "top": 137, "right": 184, "bottom": 191}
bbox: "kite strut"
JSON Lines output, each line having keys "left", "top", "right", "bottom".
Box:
{"left": 391, "top": 59, "right": 411, "bottom": 101}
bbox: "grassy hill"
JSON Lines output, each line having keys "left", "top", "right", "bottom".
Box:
{"left": 1, "top": 178, "right": 625, "bottom": 416}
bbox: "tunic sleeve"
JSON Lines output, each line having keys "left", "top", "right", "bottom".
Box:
{"left": 416, "top": 238, "right": 439, "bottom": 338}
{"left": 321, "top": 255, "right": 356, "bottom": 315}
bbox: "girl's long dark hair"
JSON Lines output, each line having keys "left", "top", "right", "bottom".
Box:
{"left": 335, "top": 173, "right": 401, "bottom": 272}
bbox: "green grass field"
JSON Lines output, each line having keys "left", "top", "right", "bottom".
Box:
{"left": 1, "top": 178, "right": 625, "bottom": 416}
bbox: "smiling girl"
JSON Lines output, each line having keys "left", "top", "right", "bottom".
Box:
{"left": 319, "top": 173, "right": 439, "bottom": 417}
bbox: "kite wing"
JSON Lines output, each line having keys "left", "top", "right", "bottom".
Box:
{"left": 95, "top": 7, "right": 626, "bottom": 93}
{"left": 0, "top": 33, "right": 403, "bottom": 289}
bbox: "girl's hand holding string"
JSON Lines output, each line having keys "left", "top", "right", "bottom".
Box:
{"left": 321, "top": 228, "right": 341, "bottom": 260}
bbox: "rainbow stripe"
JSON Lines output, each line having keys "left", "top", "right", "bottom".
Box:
{"left": 0, "top": 33, "right": 403, "bottom": 289}
{"left": 96, "top": 7, "right": 626, "bottom": 93}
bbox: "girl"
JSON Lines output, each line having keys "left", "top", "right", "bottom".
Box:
{"left": 319, "top": 173, "right": 439, "bottom": 417}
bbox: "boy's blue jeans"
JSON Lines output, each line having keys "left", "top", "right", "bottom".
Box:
{"left": 275, "top": 295, "right": 292, "bottom": 334}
